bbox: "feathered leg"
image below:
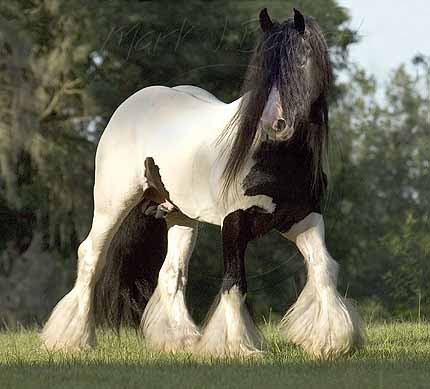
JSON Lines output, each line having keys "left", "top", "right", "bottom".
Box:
{"left": 196, "top": 210, "right": 263, "bottom": 356}
{"left": 280, "top": 213, "right": 364, "bottom": 359}
{"left": 141, "top": 214, "right": 200, "bottom": 351}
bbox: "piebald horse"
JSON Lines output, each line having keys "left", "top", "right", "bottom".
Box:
{"left": 42, "top": 9, "right": 363, "bottom": 359}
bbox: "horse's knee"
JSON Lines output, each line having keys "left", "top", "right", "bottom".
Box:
{"left": 77, "top": 237, "right": 92, "bottom": 263}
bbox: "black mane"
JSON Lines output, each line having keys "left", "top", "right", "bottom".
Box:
{"left": 218, "top": 14, "right": 331, "bottom": 200}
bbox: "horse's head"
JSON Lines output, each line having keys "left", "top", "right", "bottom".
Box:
{"left": 258, "top": 8, "right": 331, "bottom": 141}
{"left": 219, "top": 8, "right": 331, "bottom": 198}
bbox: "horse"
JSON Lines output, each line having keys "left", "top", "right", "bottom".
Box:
{"left": 41, "top": 8, "right": 364, "bottom": 359}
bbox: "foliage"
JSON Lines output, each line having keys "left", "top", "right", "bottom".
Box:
{"left": 327, "top": 57, "right": 430, "bottom": 319}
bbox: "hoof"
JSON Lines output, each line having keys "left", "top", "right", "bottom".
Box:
{"left": 41, "top": 289, "right": 95, "bottom": 351}
{"left": 195, "top": 287, "right": 264, "bottom": 356}
{"left": 141, "top": 286, "right": 200, "bottom": 352}
{"left": 280, "top": 289, "right": 364, "bottom": 359}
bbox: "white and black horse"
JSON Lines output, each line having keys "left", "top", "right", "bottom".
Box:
{"left": 42, "top": 8, "right": 363, "bottom": 359}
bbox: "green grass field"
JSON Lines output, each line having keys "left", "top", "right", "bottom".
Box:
{"left": 1, "top": 322, "right": 430, "bottom": 389}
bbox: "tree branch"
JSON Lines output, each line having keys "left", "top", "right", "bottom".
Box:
{"left": 40, "top": 78, "right": 82, "bottom": 121}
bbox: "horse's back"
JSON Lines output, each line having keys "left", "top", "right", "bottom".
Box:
{"left": 172, "top": 85, "right": 225, "bottom": 105}
{"left": 104, "top": 85, "right": 230, "bottom": 142}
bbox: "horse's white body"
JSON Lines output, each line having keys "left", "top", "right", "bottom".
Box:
{"left": 97, "top": 85, "right": 274, "bottom": 225}
{"left": 41, "top": 85, "right": 363, "bottom": 358}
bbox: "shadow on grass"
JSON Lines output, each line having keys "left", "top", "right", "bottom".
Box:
{"left": 2, "top": 357, "right": 430, "bottom": 389}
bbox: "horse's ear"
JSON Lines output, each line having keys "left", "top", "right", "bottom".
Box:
{"left": 293, "top": 8, "right": 305, "bottom": 34}
{"left": 259, "top": 8, "right": 273, "bottom": 32}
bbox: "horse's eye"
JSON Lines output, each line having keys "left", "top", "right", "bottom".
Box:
{"left": 298, "top": 44, "right": 311, "bottom": 68}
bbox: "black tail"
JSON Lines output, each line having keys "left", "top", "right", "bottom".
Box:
{"left": 94, "top": 200, "right": 167, "bottom": 329}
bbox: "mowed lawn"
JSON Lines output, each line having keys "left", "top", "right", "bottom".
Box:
{"left": 1, "top": 322, "right": 430, "bottom": 389}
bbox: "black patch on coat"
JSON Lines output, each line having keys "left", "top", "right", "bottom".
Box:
{"left": 201, "top": 207, "right": 272, "bottom": 330}
{"left": 242, "top": 130, "right": 326, "bottom": 233}
{"left": 217, "top": 208, "right": 276, "bottom": 294}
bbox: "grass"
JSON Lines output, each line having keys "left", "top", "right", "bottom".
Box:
{"left": 1, "top": 322, "right": 430, "bottom": 389}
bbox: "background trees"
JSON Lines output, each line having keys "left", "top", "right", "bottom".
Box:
{"left": 0, "top": 0, "right": 428, "bottom": 326}
{"left": 328, "top": 57, "right": 430, "bottom": 320}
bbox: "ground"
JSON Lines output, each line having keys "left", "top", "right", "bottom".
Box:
{"left": 1, "top": 322, "right": 430, "bottom": 389}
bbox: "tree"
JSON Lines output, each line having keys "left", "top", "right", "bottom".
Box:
{"left": 327, "top": 56, "right": 430, "bottom": 319}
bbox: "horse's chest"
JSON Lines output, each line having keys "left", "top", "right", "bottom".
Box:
{"left": 243, "top": 143, "right": 313, "bottom": 203}
{"left": 242, "top": 142, "right": 321, "bottom": 232}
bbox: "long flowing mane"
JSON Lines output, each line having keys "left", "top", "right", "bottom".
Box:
{"left": 218, "top": 15, "right": 332, "bottom": 200}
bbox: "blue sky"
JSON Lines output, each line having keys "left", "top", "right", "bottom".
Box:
{"left": 337, "top": 0, "right": 430, "bottom": 86}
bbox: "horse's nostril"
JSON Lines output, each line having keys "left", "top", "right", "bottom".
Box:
{"left": 274, "top": 118, "right": 286, "bottom": 131}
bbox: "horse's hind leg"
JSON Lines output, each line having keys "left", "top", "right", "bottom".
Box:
{"left": 141, "top": 213, "right": 200, "bottom": 351}
{"left": 41, "top": 168, "right": 143, "bottom": 350}
{"left": 280, "top": 213, "right": 364, "bottom": 359}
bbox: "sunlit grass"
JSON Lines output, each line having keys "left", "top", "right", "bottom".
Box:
{"left": 1, "top": 322, "right": 430, "bottom": 389}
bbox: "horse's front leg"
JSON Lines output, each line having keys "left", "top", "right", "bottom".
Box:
{"left": 141, "top": 214, "right": 200, "bottom": 351}
{"left": 279, "top": 212, "right": 364, "bottom": 359}
{"left": 196, "top": 209, "right": 268, "bottom": 356}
